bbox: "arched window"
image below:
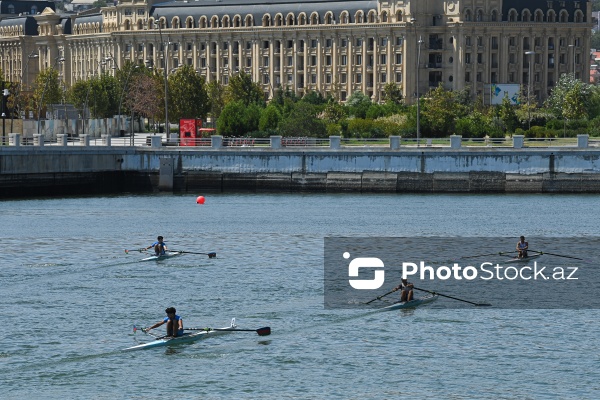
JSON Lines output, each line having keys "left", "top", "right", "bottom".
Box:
{"left": 275, "top": 14, "right": 283, "bottom": 26}
{"left": 211, "top": 16, "right": 219, "bottom": 28}
{"left": 547, "top": 10, "right": 556, "bottom": 22}
{"left": 491, "top": 10, "right": 498, "bottom": 21}
{"left": 245, "top": 15, "right": 253, "bottom": 26}
{"left": 509, "top": 9, "right": 518, "bottom": 22}
{"left": 222, "top": 15, "right": 230, "bottom": 27}
{"left": 535, "top": 10, "right": 544, "bottom": 22}
{"left": 298, "top": 13, "right": 306, "bottom": 25}
{"left": 355, "top": 11, "right": 363, "bottom": 23}
{"left": 368, "top": 11, "right": 376, "bottom": 23}
{"left": 381, "top": 11, "right": 388, "bottom": 23}
{"left": 31, "top": 5, "right": 38, "bottom": 14}
{"left": 172, "top": 17, "right": 180, "bottom": 29}
{"left": 186, "top": 17, "right": 194, "bottom": 28}
{"left": 396, "top": 11, "right": 402, "bottom": 22}
{"left": 325, "top": 12, "right": 333, "bottom": 24}
{"left": 574, "top": 10, "right": 584, "bottom": 23}
{"left": 286, "top": 14, "right": 294, "bottom": 25}
{"left": 124, "top": 19, "right": 131, "bottom": 30}
{"left": 522, "top": 9, "right": 531, "bottom": 22}
{"left": 340, "top": 12, "right": 349, "bottom": 24}
{"left": 7, "top": 4, "right": 15, "bottom": 14}
{"left": 159, "top": 17, "right": 166, "bottom": 29}
{"left": 233, "top": 15, "right": 241, "bottom": 27}
{"left": 476, "top": 10, "right": 483, "bottom": 22}
{"left": 137, "top": 19, "right": 143, "bottom": 30}
{"left": 310, "top": 12, "right": 319, "bottom": 25}
{"left": 199, "top": 16, "right": 207, "bottom": 28}
{"left": 465, "top": 9, "right": 472, "bottom": 21}
{"left": 559, "top": 10, "right": 568, "bottom": 23}
{"left": 262, "top": 14, "right": 271, "bottom": 27}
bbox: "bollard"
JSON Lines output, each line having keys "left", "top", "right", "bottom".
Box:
{"left": 450, "top": 135, "right": 462, "bottom": 149}
{"left": 102, "top": 135, "right": 111, "bottom": 146}
{"left": 33, "top": 134, "right": 45, "bottom": 146}
{"left": 150, "top": 135, "right": 162, "bottom": 148}
{"left": 577, "top": 134, "right": 589, "bottom": 148}
{"left": 513, "top": 135, "right": 524, "bottom": 149}
{"left": 211, "top": 135, "right": 223, "bottom": 149}
{"left": 9, "top": 133, "right": 21, "bottom": 147}
{"left": 389, "top": 136, "right": 401, "bottom": 150}
{"left": 57, "top": 134, "right": 68, "bottom": 146}
{"left": 329, "top": 136, "right": 341, "bottom": 149}
{"left": 270, "top": 135, "right": 282, "bottom": 149}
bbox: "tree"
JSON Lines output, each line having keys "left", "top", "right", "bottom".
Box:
{"left": 563, "top": 81, "right": 588, "bottom": 121}
{"left": 32, "top": 68, "right": 62, "bottom": 118}
{"left": 206, "top": 80, "right": 226, "bottom": 123}
{"left": 421, "top": 84, "right": 460, "bottom": 136}
{"left": 127, "top": 72, "right": 163, "bottom": 123}
{"left": 168, "top": 65, "right": 209, "bottom": 121}
{"left": 322, "top": 99, "right": 346, "bottom": 124}
{"left": 259, "top": 104, "right": 281, "bottom": 132}
{"left": 345, "top": 91, "right": 372, "bottom": 118}
{"left": 499, "top": 95, "right": 519, "bottom": 133}
{"left": 278, "top": 102, "right": 326, "bottom": 137}
{"left": 545, "top": 73, "right": 595, "bottom": 120}
{"left": 383, "top": 82, "right": 403, "bottom": 104}
{"left": 225, "top": 71, "right": 264, "bottom": 106}
{"left": 217, "top": 100, "right": 260, "bottom": 135}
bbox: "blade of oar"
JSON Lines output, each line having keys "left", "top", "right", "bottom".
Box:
{"left": 170, "top": 250, "right": 217, "bottom": 258}
{"left": 133, "top": 325, "right": 160, "bottom": 338}
{"left": 185, "top": 327, "right": 271, "bottom": 336}
{"left": 529, "top": 250, "right": 584, "bottom": 261}
{"left": 125, "top": 248, "right": 147, "bottom": 254}
{"left": 460, "top": 250, "right": 516, "bottom": 259}
{"left": 365, "top": 288, "right": 398, "bottom": 304}
{"left": 413, "top": 286, "right": 491, "bottom": 307}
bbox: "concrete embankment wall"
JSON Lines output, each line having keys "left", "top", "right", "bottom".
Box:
{"left": 2, "top": 147, "right": 600, "bottom": 197}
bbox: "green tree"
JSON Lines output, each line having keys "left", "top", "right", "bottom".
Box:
{"left": 127, "top": 72, "right": 163, "bottom": 123}
{"left": 322, "top": 99, "right": 346, "bottom": 124}
{"left": 168, "top": 65, "right": 209, "bottom": 121}
{"left": 300, "top": 90, "right": 326, "bottom": 105}
{"left": 346, "top": 91, "right": 372, "bottom": 118}
{"left": 563, "top": 81, "right": 588, "bottom": 120}
{"left": 225, "top": 71, "right": 264, "bottom": 106}
{"left": 259, "top": 104, "right": 281, "bottom": 132}
{"left": 499, "top": 95, "right": 519, "bottom": 133}
{"left": 32, "top": 68, "right": 62, "bottom": 118}
{"left": 278, "top": 102, "right": 326, "bottom": 137}
{"left": 207, "top": 80, "right": 226, "bottom": 123}
{"left": 382, "top": 82, "right": 403, "bottom": 104}
{"left": 592, "top": 31, "right": 600, "bottom": 50}
{"left": 545, "top": 73, "right": 595, "bottom": 120}
{"left": 421, "top": 85, "right": 459, "bottom": 136}
{"left": 217, "top": 100, "right": 261, "bottom": 136}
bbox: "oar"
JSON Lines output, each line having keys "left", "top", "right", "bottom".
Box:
{"left": 170, "top": 250, "right": 217, "bottom": 258}
{"left": 185, "top": 327, "right": 271, "bottom": 336}
{"left": 133, "top": 325, "right": 160, "bottom": 338}
{"left": 528, "top": 250, "right": 584, "bottom": 261}
{"left": 125, "top": 248, "right": 147, "bottom": 254}
{"left": 460, "top": 250, "right": 516, "bottom": 259}
{"left": 413, "top": 286, "right": 491, "bottom": 307}
{"left": 365, "top": 288, "right": 398, "bottom": 304}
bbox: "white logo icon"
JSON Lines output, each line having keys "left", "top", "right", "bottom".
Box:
{"left": 346, "top": 253, "right": 385, "bottom": 290}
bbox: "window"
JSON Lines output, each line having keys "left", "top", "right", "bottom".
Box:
{"left": 311, "top": 55, "right": 317, "bottom": 66}
{"left": 396, "top": 53, "right": 402, "bottom": 64}
{"left": 187, "top": 43, "right": 193, "bottom": 51}
{"left": 476, "top": 72, "right": 482, "bottom": 82}
{"left": 246, "top": 41, "right": 252, "bottom": 50}
{"left": 356, "top": 73, "right": 362, "bottom": 83}
{"left": 311, "top": 74, "right": 317, "bottom": 84}
{"left": 326, "top": 55, "right": 332, "bottom": 66}
{"left": 396, "top": 72, "right": 402, "bottom": 82}
{"left": 341, "top": 74, "right": 347, "bottom": 84}
{"left": 356, "top": 55, "right": 362, "bottom": 65}
{"left": 288, "top": 74, "right": 293, "bottom": 83}
{"left": 326, "top": 39, "right": 332, "bottom": 48}
{"left": 380, "top": 54, "right": 387, "bottom": 64}
{"left": 125, "top": 8, "right": 132, "bottom": 16}
{"left": 326, "top": 74, "right": 332, "bottom": 84}
{"left": 381, "top": 38, "right": 388, "bottom": 46}
{"left": 381, "top": 73, "right": 387, "bottom": 83}
{"left": 8, "top": 4, "right": 15, "bottom": 13}
{"left": 465, "top": 53, "right": 471, "bottom": 64}
{"left": 287, "top": 40, "right": 293, "bottom": 49}
{"left": 311, "top": 39, "right": 318, "bottom": 48}
{"left": 137, "top": 9, "right": 145, "bottom": 15}
{"left": 396, "top": 37, "right": 403, "bottom": 46}
{"left": 465, "top": 72, "right": 471, "bottom": 82}
{"left": 356, "top": 38, "right": 363, "bottom": 47}
{"left": 341, "top": 55, "right": 347, "bottom": 65}
{"left": 341, "top": 39, "right": 347, "bottom": 48}
{"left": 246, "top": 57, "right": 252, "bottom": 67}
{"left": 287, "top": 56, "right": 293, "bottom": 66}
{"left": 201, "top": 58, "right": 206, "bottom": 67}
{"left": 263, "top": 57, "right": 269, "bottom": 67}
{"left": 477, "top": 53, "right": 483, "bottom": 64}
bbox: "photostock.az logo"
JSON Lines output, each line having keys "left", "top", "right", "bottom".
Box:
{"left": 345, "top": 252, "right": 385, "bottom": 290}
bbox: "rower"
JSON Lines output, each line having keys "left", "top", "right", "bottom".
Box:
{"left": 146, "top": 235, "right": 167, "bottom": 256}
{"left": 516, "top": 236, "right": 529, "bottom": 259}
{"left": 146, "top": 307, "right": 184, "bottom": 337}
{"left": 394, "top": 278, "right": 414, "bottom": 302}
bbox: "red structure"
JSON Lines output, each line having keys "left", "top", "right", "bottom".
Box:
{"left": 179, "top": 119, "right": 215, "bottom": 146}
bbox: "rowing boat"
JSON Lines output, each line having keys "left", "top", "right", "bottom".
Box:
{"left": 505, "top": 253, "right": 543, "bottom": 263}
{"left": 379, "top": 294, "right": 438, "bottom": 311}
{"left": 124, "top": 319, "right": 238, "bottom": 351}
{"left": 141, "top": 251, "right": 183, "bottom": 262}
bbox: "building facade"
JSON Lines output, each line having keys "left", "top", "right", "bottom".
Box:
{"left": 0, "top": 0, "right": 594, "bottom": 105}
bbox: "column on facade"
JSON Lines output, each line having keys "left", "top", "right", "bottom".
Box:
{"left": 347, "top": 34, "right": 353, "bottom": 97}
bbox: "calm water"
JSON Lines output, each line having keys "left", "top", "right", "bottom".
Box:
{"left": 1, "top": 193, "right": 599, "bottom": 399}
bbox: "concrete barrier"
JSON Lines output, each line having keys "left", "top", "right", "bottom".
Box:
{"left": 33, "top": 134, "right": 44, "bottom": 146}
{"left": 212, "top": 135, "right": 223, "bottom": 149}
{"left": 513, "top": 135, "right": 524, "bottom": 149}
{"left": 57, "top": 134, "right": 68, "bottom": 146}
{"left": 80, "top": 134, "right": 90, "bottom": 146}
{"left": 450, "top": 135, "right": 462, "bottom": 149}
{"left": 329, "top": 136, "right": 341, "bottom": 149}
{"left": 102, "top": 135, "right": 111, "bottom": 146}
{"left": 270, "top": 136, "right": 282, "bottom": 149}
{"left": 578, "top": 134, "right": 589, "bottom": 148}
{"left": 389, "top": 136, "right": 401, "bottom": 150}
{"left": 9, "top": 133, "right": 21, "bottom": 146}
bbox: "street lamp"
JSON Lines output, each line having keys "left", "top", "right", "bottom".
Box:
{"left": 24, "top": 51, "right": 39, "bottom": 91}
{"left": 154, "top": 16, "right": 170, "bottom": 140}
{"left": 118, "top": 64, "right": 139, "bottom": 143}
{"left": 82, "top": 59, "right": 108, "bottom": 137}
{"left": 525, "top": 51, "right": 535, "bottom": 132}
{"left": 37, "top": 57, "right": 65, "bottom": 136}
{"left": 410, "top": 18, "right": 423, "bottom": 146}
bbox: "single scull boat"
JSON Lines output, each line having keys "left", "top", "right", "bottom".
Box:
{"left": 141, "top": 251, "right": 184, "bottom": 262}
{"left": 379, "top": 294, "right": 438, "bottom": 311}
{"left": 504, "top": 253, "right": 543, "bottom": 263}
{"left": 124, "top": 319, "right": 238, "bottom": 351}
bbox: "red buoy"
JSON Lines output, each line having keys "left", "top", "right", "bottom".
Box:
{"left": 196, "top": 196, "right": 206, "bottom": 204}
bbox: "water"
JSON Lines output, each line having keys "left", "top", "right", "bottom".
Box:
{"left": 1, "top": 193, "right": 599, "bottom": 399}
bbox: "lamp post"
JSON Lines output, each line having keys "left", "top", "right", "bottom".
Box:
{"left": 37, "top": 57, "right": 65, "bottom": 136}
{"left": 525, "top": 51, "right": 535, "bottom": 132}
{"left": 410, "top": 18, "right": 423, "bottom": 146}
{"left": 82, "top": 58, "right": 108, "bottom": 138}
{"left": 24, "top": 51, "right": 39, "bottom": 92}
{"left": 118, "top": 65, "right": 139, "bottom": 143}
{"left": 154, "top": 17, "right": 170, "bottom": 139}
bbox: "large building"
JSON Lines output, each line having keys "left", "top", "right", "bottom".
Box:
{"left": 0, "top": 0, "right": 594, "bottom": 105}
